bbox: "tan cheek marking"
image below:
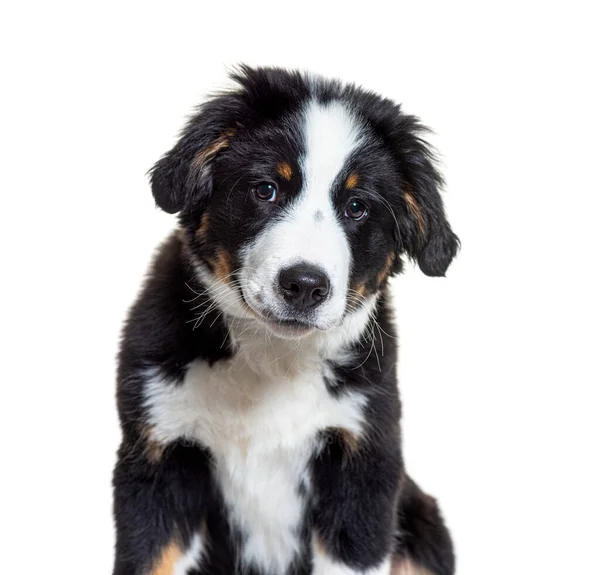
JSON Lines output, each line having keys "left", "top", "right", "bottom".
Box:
{"left": 213, "top": 248, "right": 232, "bottom": 284}
{"left": 345, "top": 172, "right": 359, "bottom": 190}
{"left": 348, "top": 282, "right": 367, "bottom": 309}
{"left": 196, "top": 213, "right": 210, "bottom": 240}
{"left": 376, "top": 252, "right": 396, "bottom": 287}
{"left": 404, "top": 189, "right": 426, "bottom": 236}
{"left": 190, "top": 129, "right": 235, "bottom": 174}
{"left": 277, "top": 161, "right": 293, "bottom": 181}
{"left": 150, "top": 540, "right": 182, "bottom": 575}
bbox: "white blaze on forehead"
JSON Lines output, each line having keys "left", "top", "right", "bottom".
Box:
{"left": 302, "top": 99, "right": 364, "bottom": 194}
{"left": 287, "top": 98, "right": 364, "bottom": 272}
{"left": 302, "top": 99, "right": 365, "bottom": 191}
{"left": 241, "top": 99, "right": 367, "bottom": 329}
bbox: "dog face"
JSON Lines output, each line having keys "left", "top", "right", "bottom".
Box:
{"left": 150, "top": 67, "right": 458, "bottom": 338}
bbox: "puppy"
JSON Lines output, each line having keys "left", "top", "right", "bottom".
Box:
{"left": 113, "top": 66, "right": 458, "bottom": 575}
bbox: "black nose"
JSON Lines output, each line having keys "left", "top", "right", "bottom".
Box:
{"left": 278, "top": 264, "right": 330, "bottom": 311}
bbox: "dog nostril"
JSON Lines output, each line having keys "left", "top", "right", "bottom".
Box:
{"left": 278, "top": 264, "right": 331, "bottom": 311}
{"left": 312, "top": 284, "right": 329, "bottom": 300}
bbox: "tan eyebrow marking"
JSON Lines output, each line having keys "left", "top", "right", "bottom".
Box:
{"left": 404, "top": 188, "right": 426, "bottom": 236}
{"left": 345, "top": 173, "right": 359, "bottom": 190}
{"left": 276, "top": 162, "right": 293, "bottom": 181}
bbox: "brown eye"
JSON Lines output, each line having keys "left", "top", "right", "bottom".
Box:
{"left": 345, "top": 199, "right": 367, "bottom": 221}
{"left": 253, "top": 182, "right": 278, "bottom": 202}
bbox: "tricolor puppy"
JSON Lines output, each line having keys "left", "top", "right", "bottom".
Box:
{"left": 113, "top": 66, "right": 459, "bottom": 575}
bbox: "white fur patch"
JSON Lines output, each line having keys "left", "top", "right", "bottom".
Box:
{"left": 241, "top": 99, "right": 367, "bottom": 330}
{"left": 143, "top": 314, "right": 370, "bottom": 575}
{"left": 174, "top": 532, "right": 204, "bottom": 575}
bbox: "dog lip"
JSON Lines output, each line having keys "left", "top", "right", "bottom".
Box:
{"left": 260, "top": 310, "right": 316, "bottom": 331}
{"left": 241, "top": 292, "right": 318, "bottom": 332}
{"left": 271, "top": 317, "right": 314, "bottom": 329}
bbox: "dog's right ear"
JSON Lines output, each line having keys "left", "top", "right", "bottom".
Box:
{"left": 149, "top": 99, "right": 237, "bottom": 214}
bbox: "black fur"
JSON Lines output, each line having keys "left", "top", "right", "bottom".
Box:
{"left": 114, "top": 66, "right": 458, "bottom": 575}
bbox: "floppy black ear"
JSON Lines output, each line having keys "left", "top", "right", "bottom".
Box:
{"left": 413, "top": 215, "right": 459, "bottom": 277}
{"left": 391, "top": 114, "right": 460, "bottom": 277}
{"left": 149, "top": 98, "right": 237, "bottom": 214}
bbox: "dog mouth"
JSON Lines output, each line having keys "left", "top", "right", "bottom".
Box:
{"left": 263, "top": 314, "right": 316, "bottom": 334}
{"left": 257, "top": 309, "right": 318, "bottom": 337}
{"left": 241, "top": 293, "right": 320, "bottom": 337}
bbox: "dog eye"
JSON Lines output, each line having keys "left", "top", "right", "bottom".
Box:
{"left": 253, "top": 182, "right": 278, "bottom": 202}
{"left": 345, "top": 200, "right": 368, "bottom": 221}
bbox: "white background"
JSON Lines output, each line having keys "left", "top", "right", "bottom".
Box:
{"left": 1, "top": 1, "right": 598, "bottom": 573}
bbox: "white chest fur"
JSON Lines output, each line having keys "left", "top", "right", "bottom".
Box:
{"left": 143, "top": 336, "right": 367, "bottom": 575}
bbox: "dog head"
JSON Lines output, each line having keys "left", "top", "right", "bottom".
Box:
{"left": 150, "top": 66, "right": 459, "bottom": 339}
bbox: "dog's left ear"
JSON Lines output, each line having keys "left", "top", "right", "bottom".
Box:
{"left": 390, "top": 115, "right": 460, "bottom": 277}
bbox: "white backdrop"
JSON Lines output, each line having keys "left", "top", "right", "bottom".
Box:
{"left": 1, "top": 2, "right": 599, "bottom": 574}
